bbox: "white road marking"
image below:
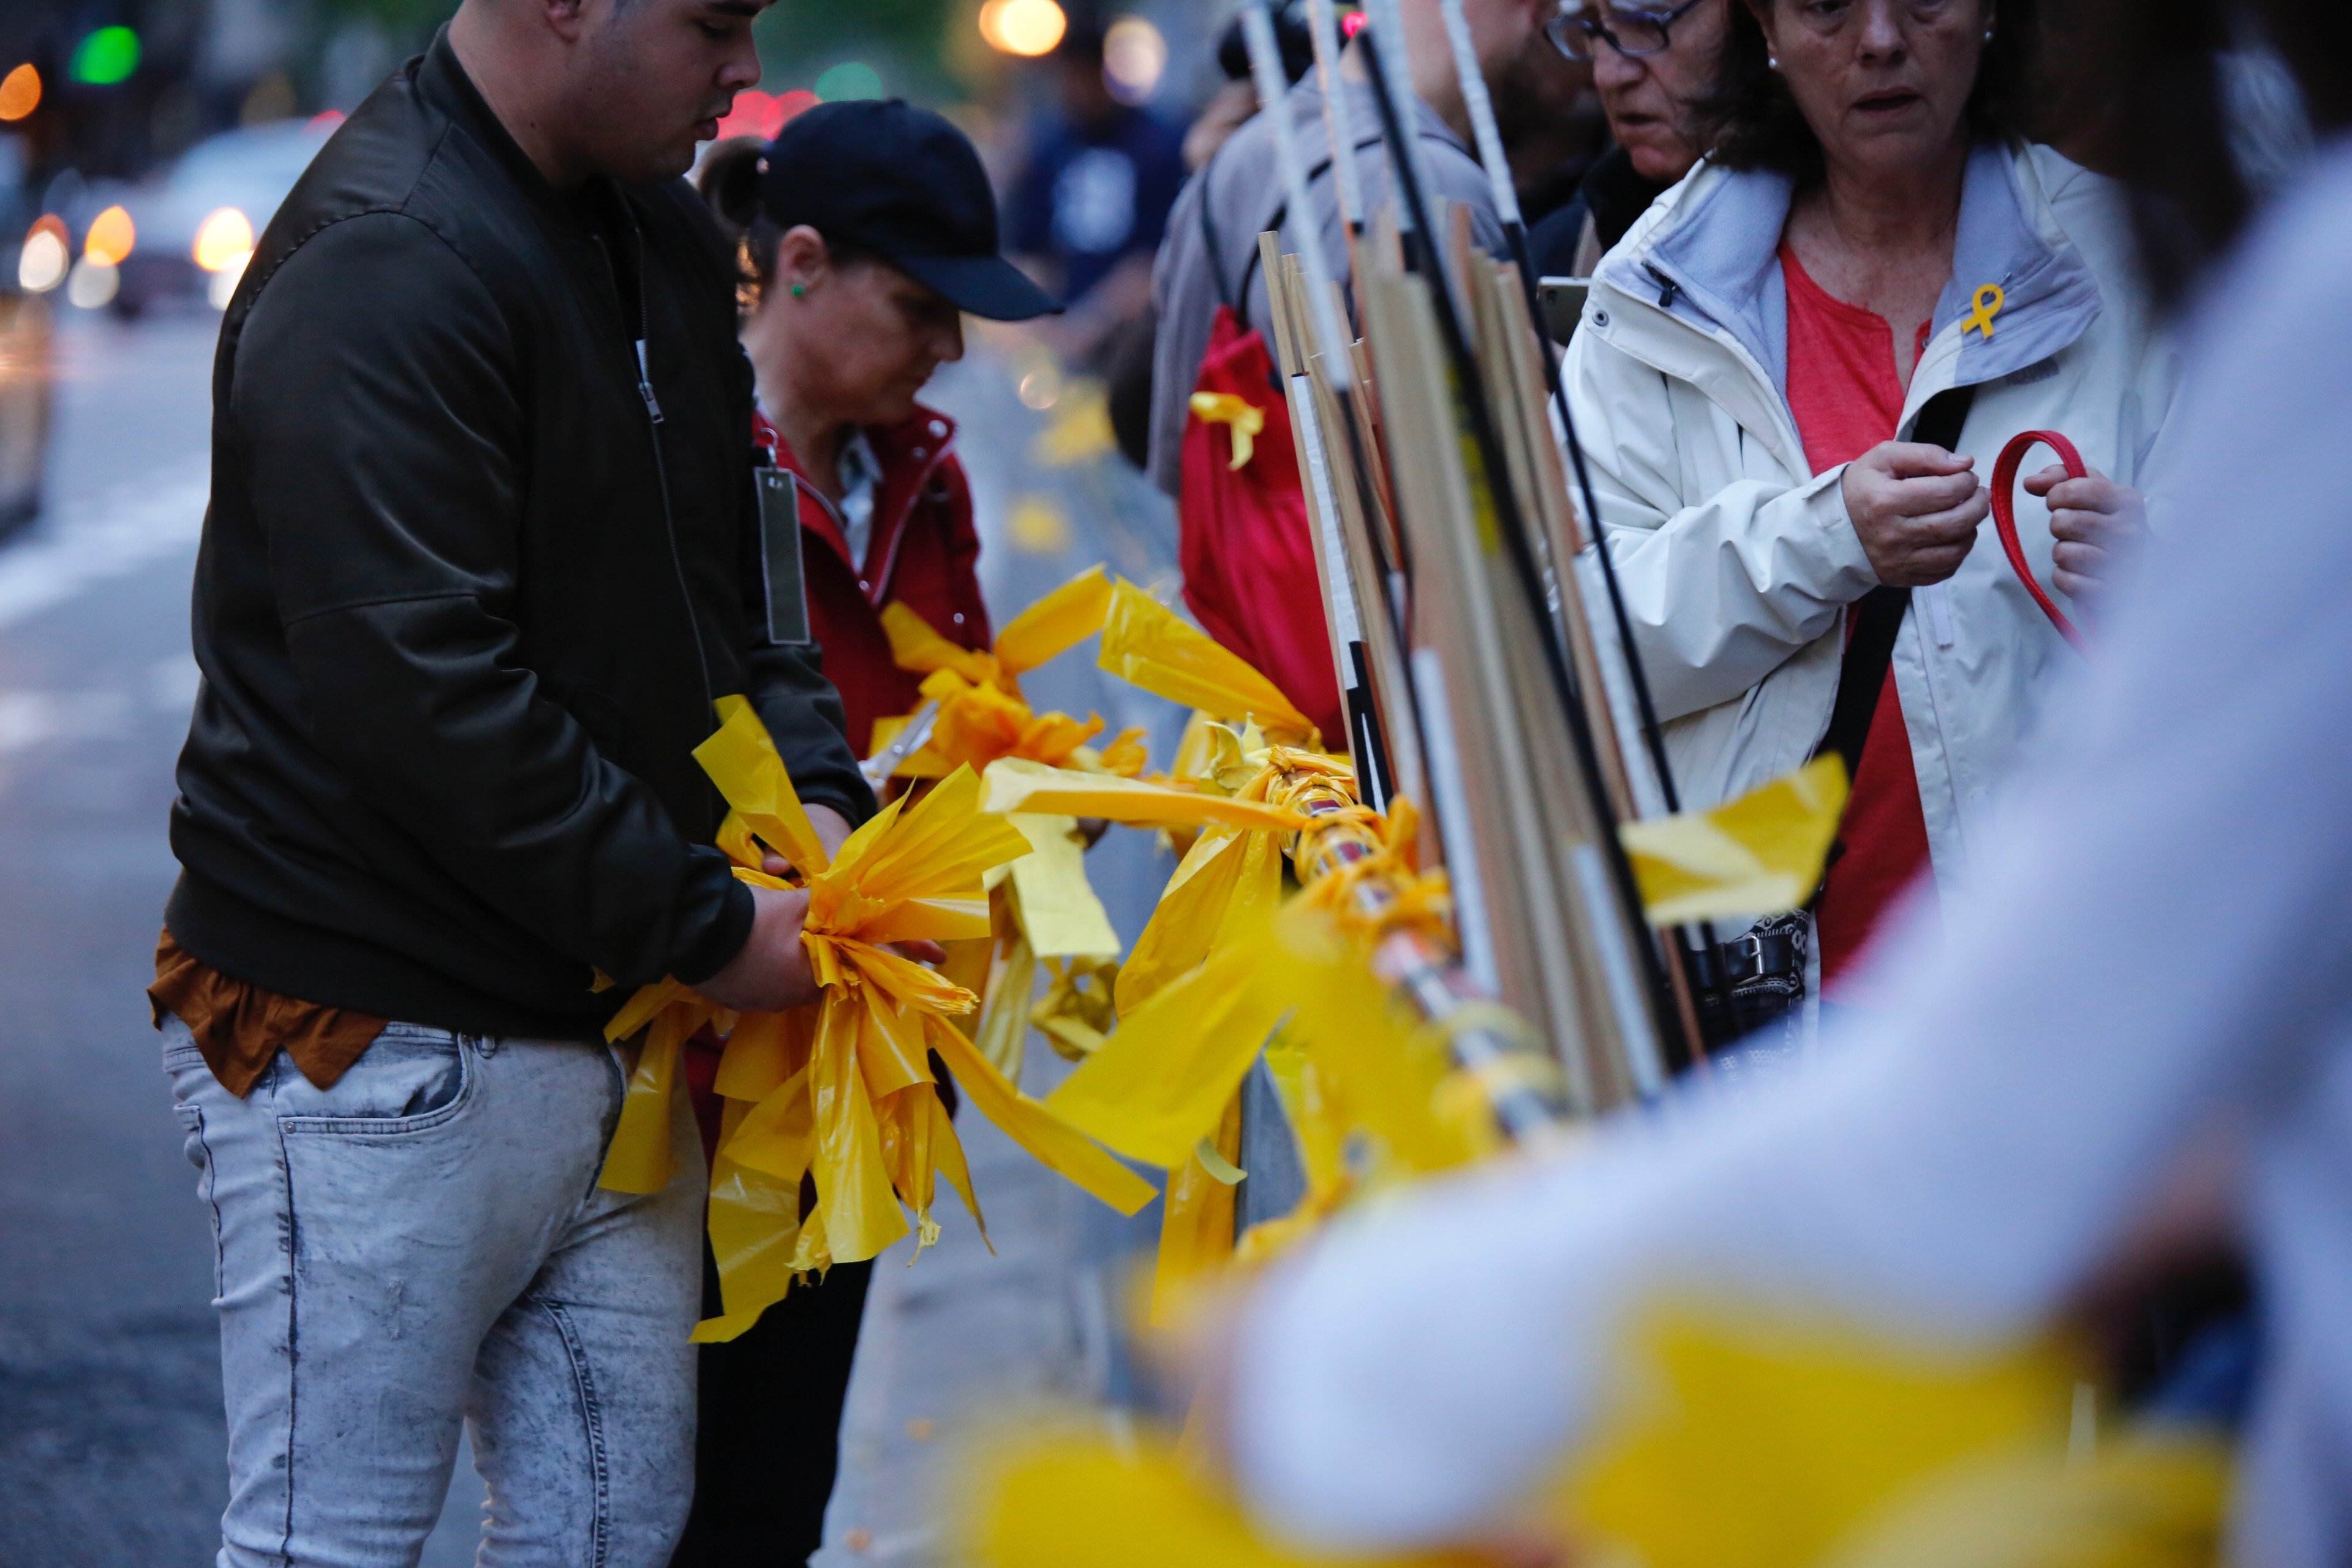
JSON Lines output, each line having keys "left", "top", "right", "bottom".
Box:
{"left": 0, "top": 690, "right": 135, "bottom": 756}
{"left": 0, "top": 465, "right": 209, "bottom": 633}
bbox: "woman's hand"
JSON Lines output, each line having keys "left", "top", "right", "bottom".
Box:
{"left": 1842, "top": 442, "right": 1989, "bottom": 588}
{"left": 2025, "top": 465, "right": 2147, "bottom": 603}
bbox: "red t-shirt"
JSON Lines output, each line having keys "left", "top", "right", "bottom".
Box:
{"left": 1779, "top": 243, "right": 1936, "bottom": 995}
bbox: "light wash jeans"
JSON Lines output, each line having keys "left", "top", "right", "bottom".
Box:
{"left": 163, "top": 1018, "right": 706, "bottom": 1568}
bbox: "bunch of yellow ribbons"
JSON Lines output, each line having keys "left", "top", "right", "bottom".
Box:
{"left": 873, "top": 565, "right": 1148, "bottom": 780}
{"left": 596, "top": 696, "right": 1152, "bottom": 1343}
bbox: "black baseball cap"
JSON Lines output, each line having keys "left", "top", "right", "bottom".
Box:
{"left": 758, "top": 99, "right": 1060, "bottom": 322}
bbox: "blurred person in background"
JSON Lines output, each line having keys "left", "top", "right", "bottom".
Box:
{"left": 1107, "top": 6, "right": 1321, "bottom": 475}
{"left": 1506, "top": 35, "right": 1611, "bottom": 243}
{"left": 1005, "top": 15, "right": 1189, "bottom": 367}
{"left": 1149, "top": 0, "right": 1562, "bottom": 741}
{"left": 1560, "top": 0, "right": 2175, "bottom": 1039}
{"left": 149, "top": 0, "right": 878, "bottom": 1563}
{"left": 1189, "top": 5, "right": 1324, "bottom": 171}
{"left": 1528, "top": 0, "right": 1731, "bottom": 277}
{"left": 683, "top": 99, "right": 1058, "bottom": 1568}
{"left": 1214, "top": 4, "right": 2352, "bottom": 1556}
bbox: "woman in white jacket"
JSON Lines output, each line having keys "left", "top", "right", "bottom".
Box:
{"left": 1566, "top": 0, "right": 2177, "bottom": 1025}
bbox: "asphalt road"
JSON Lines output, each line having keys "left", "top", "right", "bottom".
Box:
{"left": 0, "top": 307, "right": 1177, "bottom": 1565}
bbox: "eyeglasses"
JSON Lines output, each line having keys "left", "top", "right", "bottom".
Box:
{"left": 1545, "top": 0, "right": 1711, "bottom": 62}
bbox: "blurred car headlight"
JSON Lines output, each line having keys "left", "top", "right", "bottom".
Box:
{"left": 206, "top": 258, "right": 246, "bottom": 312}
{"left": 194, "top": 207, "right": 255, "bottom": 274}
{"left": 18, "top": 220, "right": 68, "bottom": 294}
{"left": 84, "top": 204, "right": 135, "bottom": 267}
{"left": 66, "top": 257, "right": 119, "bottom": 311}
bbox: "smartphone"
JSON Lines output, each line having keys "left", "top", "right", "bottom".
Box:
{"left": 1537, "top": 277, "right": 1593, "bottom": 344}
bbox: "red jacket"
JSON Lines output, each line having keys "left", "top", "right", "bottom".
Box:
{"left": 754, "top": 405, "right": 993, "bottom": 756}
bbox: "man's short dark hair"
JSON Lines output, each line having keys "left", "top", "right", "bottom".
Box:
{"left": 1697, "top": 0, "right": 2046, "bottom": 181}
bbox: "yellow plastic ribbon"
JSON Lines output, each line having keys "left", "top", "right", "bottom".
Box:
{"left": 959, "top": 1430, "right": 1490, "bottom": 1568}
{"left": 873, "top": 568, "right": 1127, "bottom": 780}
{"left": 1188, "top": 390, "right": 1267, "bottom": 472}
{"left": 880, "top": 564, "right": 1114, "bottom": 701}
{"left": 1149, "top": 1094, "right": 1243, "bottom": 1329}
{"left": 982, "top": 756, "right": 1308, "bottom": 837}
{"left": 1097, "top": 579, "right": 1318, "bottom": 744}
{"left": 1561, "top": 1308, "right": 2101, "bottom": 1568}
{"left": 960, "top": 1305, "right": 2230, "bottom": 1568}
{"left": 1045, "top": 936, "right": 1286, "bottom": 1169}
{"left": 1004, "top": 813, "right": 1120, "bottom": 960}
{"left": 596, "top": 696, "right": 1153, "bottom": 1342}
{"left": 1029, "top": 954, "right": 1120, "bottom": 1062}
{"left": 1619, "top": 756, "right": 1850, "bottom": 925}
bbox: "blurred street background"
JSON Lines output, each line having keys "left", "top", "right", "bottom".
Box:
{"left": 0, "top": 1, "right": 1224, "bottom": 1561}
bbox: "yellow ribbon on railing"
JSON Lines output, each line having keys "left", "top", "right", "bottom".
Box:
{"left": 1097, "top": 579, "right": 1319, "bottom": 745}
{"left": 595, "top": 696, "right": 1154, "bottom": 1343}
{"left": 1188, "top": 391, "right": 1267, "bottom": 472}
{"left": 873, "top": 567, "right": 1141, "bottom": 780}
{"left": 881, "top": 564, "right": 1115, "bottom": 701}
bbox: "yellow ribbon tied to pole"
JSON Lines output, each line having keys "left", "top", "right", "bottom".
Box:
{"left": 1188, "top": 390, "right": 1267, "bottom": 472}
{"left": 595, "top": 696, "right": 1153, "bottom": 1343}
{"left": 873, "top": 566, "right": 1142, "bottom": 779}
{"left": 1097, "top": 579, "right": 1319, "bottom": 745}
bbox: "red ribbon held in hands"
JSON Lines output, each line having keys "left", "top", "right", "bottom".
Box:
{"left": 1991, "top": 429, "right": 2089, "bottom": 650}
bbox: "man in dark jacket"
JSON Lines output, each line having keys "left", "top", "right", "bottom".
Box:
{"left": 148, "top": 1, "right": 859, "bottom": 1561}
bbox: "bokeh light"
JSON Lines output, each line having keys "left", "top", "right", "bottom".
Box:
{"left": 712, "top": 88, "right": 822, "bottom": 144}
{"left": 17, "top": 221, "right": 67, "bottom": 294}
{"left": 69, "top": 26, "right": 141, "bottom": 88}
{"left": 84, "top": 205, "right": 135, "bottom": 267}
{"left": 814, "top": 61, "right": 884, "bottom": 102}
{"left": 208, "top": 261, "right": 246, "bottom": 312}
{"left": 979, "top": 0, "right": 1069, "bottom": 58}
{"left": 66, "top": 258, "right": 119, "bottom": 311}
{"left": 1103, "top": 17, "right": 1168, "bottom": 104}
{"left": 194, "top": 208, "right": 256, "bottom": 274}
{"left": 0, "top": 64, "right": 41, "bottom": 123}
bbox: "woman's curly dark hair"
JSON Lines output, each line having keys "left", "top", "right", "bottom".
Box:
{"left": 1698, "top": 0, "right": 2047, "bottom": 181}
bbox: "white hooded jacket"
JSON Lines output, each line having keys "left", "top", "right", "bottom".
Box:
{"left": 1566, "top": 143, "right": 2179, "bottom": 909}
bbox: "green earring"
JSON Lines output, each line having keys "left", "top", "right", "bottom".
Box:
{"left": 790, "top": 282, "right": 807, "bottom": 299}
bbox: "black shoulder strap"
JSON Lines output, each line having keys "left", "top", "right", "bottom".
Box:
{"left": 1815, "top": 383, "right": 1976, "bottom": 777}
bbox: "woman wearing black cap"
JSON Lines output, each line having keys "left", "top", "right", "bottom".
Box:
{"left": 680, "top": 99, "right": 1058, "bottom": 1568}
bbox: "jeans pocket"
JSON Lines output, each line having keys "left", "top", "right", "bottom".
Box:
{"left": 173, "top": 1103, "right": 225, "bottom": 1299}
{"left": 277, "top": 1028, "right": 477, "bottom": 1136}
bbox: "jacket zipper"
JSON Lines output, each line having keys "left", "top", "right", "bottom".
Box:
{"left": 771, "top": 426, "right": 955, "bottom": 610}
{"left": 597, "top": 217, "right": 716, "bottom": 722}
{"left": 863, "top": 436, "right": 954, "bottom": 609}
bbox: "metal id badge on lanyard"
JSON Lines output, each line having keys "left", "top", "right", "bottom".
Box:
{"left": 753, "top": 464, "right": 813, "bottom": 646}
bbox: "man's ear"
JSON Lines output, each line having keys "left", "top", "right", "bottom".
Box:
{"left": 541, "top": 0, "right": 592, "bottom": 45}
